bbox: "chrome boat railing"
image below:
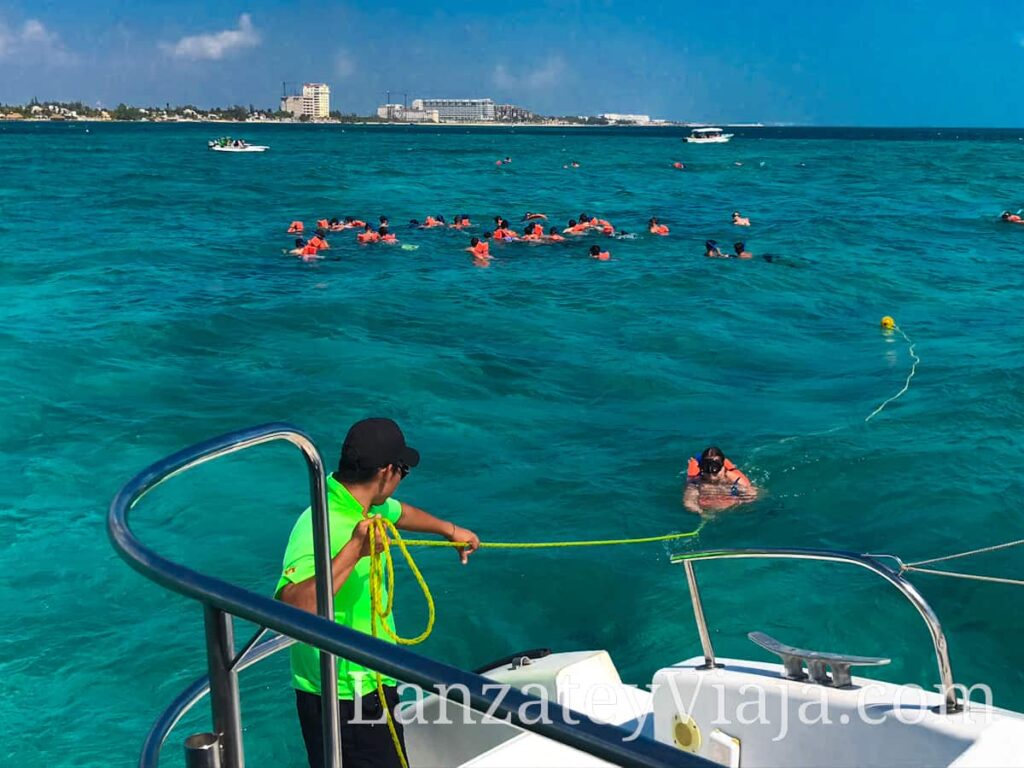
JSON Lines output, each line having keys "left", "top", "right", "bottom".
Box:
{"left": 108, "top": 423, "right": 711, "bottom": 768}
{"left": 669, "top": 548, "right": 961, "bottom": 713}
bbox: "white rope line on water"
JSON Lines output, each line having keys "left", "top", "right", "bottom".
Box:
{"left": 865, "top": 326, "right": 920, "bottom": 423}
{"left": 899, "top": 567, "right": 1024, "bottom": 588}
{"left": 904, "top": 538, "right": 1024, "bottom": 568}
{"left": 868, "top": 539, "right": 1024, "bottom": 588}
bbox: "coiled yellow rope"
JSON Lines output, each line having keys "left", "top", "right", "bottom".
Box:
{"left": 361, "top": 515, "right": 706, "bottom": 768}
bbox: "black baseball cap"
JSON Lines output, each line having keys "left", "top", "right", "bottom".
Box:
{"left": 339, "top": 418, "right": 420, "bottom": 472}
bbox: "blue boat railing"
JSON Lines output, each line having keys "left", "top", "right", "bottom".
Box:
{"left": 108, "top": 423, "right": 712, "bottom": 768}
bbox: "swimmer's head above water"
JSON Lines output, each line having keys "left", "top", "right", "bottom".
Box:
{"left": 698, "top": 447, "right": 726, "bottom": 479}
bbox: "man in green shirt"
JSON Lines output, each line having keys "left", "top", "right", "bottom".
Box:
{"left": 276, "top": 418, "right": 480, "bottom": 768}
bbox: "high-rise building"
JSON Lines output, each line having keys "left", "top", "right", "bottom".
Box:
{"left": 376, "top": 104, "right": 439, "bottom": 123}
{"left": 410, "top": 98, "right": 494, "bottom": 122}
{"left": 281, "top": 95, "right": 303, "bottom": 116}
{"left": 495, "top": 104, "right": 535, "bottom": 122}
{"left": 281, "top": 83, "right": 331, "bottom": 120}
{"left": 302, "top": 83, "right": 330, "bottom": 119}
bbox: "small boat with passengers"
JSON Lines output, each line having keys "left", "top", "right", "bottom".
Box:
{"left": 685, "top": 127, "right": 733, "bottom": 144}
{"left": 208, "top": 137, "right": 269, "bottom": 153}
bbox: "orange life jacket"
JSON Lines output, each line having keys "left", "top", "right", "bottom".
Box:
{"left": 547, "top": 234, "right": 565, "bottom": 242}
{"left": 302, "top": 244, "right": 318, "bottom": 256}
{"left": 472, "top": 242, "right": 490, "bottom": 257}
{"left": 382, "top": 234, "right": 397, "bottom": 243}
{"left": 316, "top": 219, "right": 329, "bottom": 229}
{"left": 357, "top": 232, "right": 379, "bottom": 243}
{"left": 287, "top": 221, "right": 304, "bottom": 233}
{"left": 651, "top": 224, "right": 669, "bottom": 235}
{"left": 686, "top": 456, "right": 749, "bottom": 486}
{"left": 593, "top": 251, "right": 611, "bottom": 260}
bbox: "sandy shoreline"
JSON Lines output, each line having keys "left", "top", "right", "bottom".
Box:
{"left": 0, "top": 117, "right": 709, "bottom": 128}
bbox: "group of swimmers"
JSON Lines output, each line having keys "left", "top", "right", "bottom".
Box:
{"left": 282, "top": 207, "right": 760, "bottom": 264}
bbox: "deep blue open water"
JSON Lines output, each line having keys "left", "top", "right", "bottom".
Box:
{"left": 1, "top": 122, "right": 1023, "bottom": 766}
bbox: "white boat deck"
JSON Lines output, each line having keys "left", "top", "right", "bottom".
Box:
{"left": 402, "top": 651, "right": 1024, "bottom": 768}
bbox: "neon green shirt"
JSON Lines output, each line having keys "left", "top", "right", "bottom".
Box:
{"left": 275, "top": 474, "right": 403, "bottom": 698}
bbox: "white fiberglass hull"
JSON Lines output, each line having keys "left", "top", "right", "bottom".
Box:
{"left": 685, "top": 135, "right": 733, "bottom": 143}
{"left": 402, "top": 652, "right": 1024, "bottom": 768}
{"left": 209, "top": 145, "right": 269, "bottom": 152}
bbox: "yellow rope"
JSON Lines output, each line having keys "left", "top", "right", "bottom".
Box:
{"left": 360, "top": 515, "right": 706, "bottom": 768}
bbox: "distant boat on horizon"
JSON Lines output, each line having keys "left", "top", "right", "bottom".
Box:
{"left": 685, "top": 126, "right": 733, "bottom": 144}
{"left": 208, "top": 137, "right": 269, "bottom": 152}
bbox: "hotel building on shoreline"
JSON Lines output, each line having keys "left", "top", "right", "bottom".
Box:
{"left": 281, "top": 83, "right": 331, "bottom": 120}
{"left": 410, "top": 98, "right": 495, "bottom": 122}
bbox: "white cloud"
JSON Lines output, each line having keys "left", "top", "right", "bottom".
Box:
{"left": 335, "top": 49, "right": 356, "bottom": 78}
{"left": 493, "top": 56, "right": 567, "bottom": 91}
{"left": 0, "top": 18, "right": 75, "bottom": 64}
{"left": 162, "top": 13, "right": 260, "bottom": 61}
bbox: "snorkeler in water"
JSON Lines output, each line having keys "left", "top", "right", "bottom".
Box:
{"left": 648, "top": 217, "right": 670, "bottom": 236}
{"left": 705, "top": 240, "right": 727, "bottom": 258}
{"left": 683, "top": 447, "right": 757, "bottom": 514}
{"left": 732, "top": 211, "right": 751, "bottom": 226}
{"left": 466, "top": 236, "right": 490, "bottom": 260}
{"left": 1001, "top": 211, "right": 1024, "bottom": 224}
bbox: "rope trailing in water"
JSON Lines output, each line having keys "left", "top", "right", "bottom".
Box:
{"left": 875, "top": 538, "right": 1024, "bottom": 588}
{"left": 903, "top": 537, "right": 1024, "bottom": 568}
{"left": 865, "top": 326, "right": 920, "bottom": 422}
{"left": 362, "top": 515, "right": 706, "bottom": 767}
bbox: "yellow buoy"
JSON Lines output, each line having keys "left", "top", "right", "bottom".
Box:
{"left": 880, "top": 316, "right": 896, "bottom": 330}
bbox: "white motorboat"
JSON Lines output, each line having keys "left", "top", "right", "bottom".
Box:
{"left": 208, "top": 137, "right": 268, "bottom": 152}
{"left": 685, "top": 127, "right": 733, "bottom": 144}
{"left": 109, "top": 423, "right": 1024, "bottom": 768}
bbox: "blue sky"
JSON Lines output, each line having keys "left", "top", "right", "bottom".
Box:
{"left": 1, "top": 1, "right": 1021, "bottom": 125}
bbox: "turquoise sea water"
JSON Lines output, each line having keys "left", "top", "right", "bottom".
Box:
{"left": 2, "top": 122, "right": 1023, "bottom": 766}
